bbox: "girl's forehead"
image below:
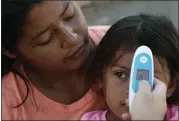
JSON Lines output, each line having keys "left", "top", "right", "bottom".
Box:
{"left": 112, "top": 51, "right": 168, "bottom": 74}
{"left": 112, "top": 52, "right": 133, "bottom": 68}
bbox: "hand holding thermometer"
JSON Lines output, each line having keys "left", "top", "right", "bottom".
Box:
{"left": 129, "top": 46, "right": 154, "bottom": 113}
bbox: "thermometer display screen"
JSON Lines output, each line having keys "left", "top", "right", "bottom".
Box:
{"left": 136, "top": 69, "right": 149, "bottom": 80}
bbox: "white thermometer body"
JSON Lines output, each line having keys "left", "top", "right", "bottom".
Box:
{"left": 129, "top": 46, "right": 154, "bottom": 113}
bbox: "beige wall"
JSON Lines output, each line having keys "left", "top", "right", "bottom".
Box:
{"left": 76, "top": 1, "right": 92, "bottom": 7}
{"left": 81, "top": 1, "right": 178, "bottom": 28}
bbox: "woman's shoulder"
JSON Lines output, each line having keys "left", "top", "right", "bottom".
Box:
{"left": 2, "top": 72, "right": 27, "bottom": 109}
{"left": 88, "top": 26, "right": 110, "bottom": 45}
{"left": 2, "top": 72, "right": 20, "bottom": 95}
{"left": 2, "top": 72, "right": 26, "bottom": 93}
{"left": 2, "top": 72, "right": 23, "bottom": 120}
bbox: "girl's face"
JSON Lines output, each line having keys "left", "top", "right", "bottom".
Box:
{"left": 103, "top": 51, "right": 171, "bottom": 119}
{"left": 16, "top": 1, "right": 92, "bottom": 72}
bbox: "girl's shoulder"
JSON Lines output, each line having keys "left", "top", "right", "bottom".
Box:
{"left": 166, "top": 105, "right": 178, "bottom": 120}
{"left": 81, "top": 110, "right": 107, "bottom": 120}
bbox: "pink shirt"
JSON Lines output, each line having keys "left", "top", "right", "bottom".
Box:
{"left": 81, "top": 105, "right": 178, "bottom": 120}
{"left": 2, "top": 26, "right": 110, "bottom": 120}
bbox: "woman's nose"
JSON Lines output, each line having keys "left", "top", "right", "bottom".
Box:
{"left": 56, "top": 22, "right": 78, "bottom": 49}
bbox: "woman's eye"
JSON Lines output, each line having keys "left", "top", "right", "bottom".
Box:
{"left": 39, "top": 39, "right": 51, "bottom": 46}
{"left": 39, "top": 31, "right": 55, "bottom": 46}
{"left": 64, "top": 15, "right": 74, "bottom": 21}
{"left": 63, "top": 3, "right": 75, "bottom": 21}
{"left": 114, "top": 72, "right": 129, "bottom": 81}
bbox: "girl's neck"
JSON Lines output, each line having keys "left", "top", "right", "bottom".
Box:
{"left": 24, "top": 63, "right": 91, "bottom": 105}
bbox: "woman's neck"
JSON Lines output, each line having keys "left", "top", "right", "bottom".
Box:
{"left": 24, "top": 63, "right": 91, "bottom": 105}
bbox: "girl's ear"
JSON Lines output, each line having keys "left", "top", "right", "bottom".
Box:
{"left": 2, "top": 47, "right": 17, "bottom": 58}
{"left": 167, "top": 74, "right": 177, "bottom": 98}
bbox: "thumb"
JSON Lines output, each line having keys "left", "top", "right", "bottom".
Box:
{"left": 138, "top": 80, "right": 151, "bottom": 94}
{"left": 134, "top": 80, "right": 152, "bottom": 105}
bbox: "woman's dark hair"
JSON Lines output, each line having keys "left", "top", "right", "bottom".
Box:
{"left": 2, "top": 0, "right": 43, "bottom": 107}
{"left": 88, "top": 14, "right": 179, "bottom": 104}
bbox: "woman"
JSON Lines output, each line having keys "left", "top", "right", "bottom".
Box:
{"left": 2, "top": 0, "right": 168, "bottom": 120}
{"left": 2, "top": 0, "right": 109, "bottom": 120}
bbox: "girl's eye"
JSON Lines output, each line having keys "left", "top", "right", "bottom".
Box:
{"left": 114, "top": 72, "right": 129, "bottom": 81}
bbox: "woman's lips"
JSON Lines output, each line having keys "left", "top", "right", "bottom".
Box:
{"left": 65, "top": 44, "right": 85, "bottom": 60}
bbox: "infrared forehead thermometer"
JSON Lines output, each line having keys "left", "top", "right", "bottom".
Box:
{"left": 129, "top": 46, "right": 154, "bottom": 113}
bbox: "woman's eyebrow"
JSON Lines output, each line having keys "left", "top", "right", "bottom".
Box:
{"left": 32, "top": 2, "right": 70, "bottom": 40}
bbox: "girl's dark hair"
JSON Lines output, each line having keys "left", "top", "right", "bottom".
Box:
{"left": 88, "top": 14, "right": 179, "bottom": 104}
{"left": 2, "top": 0, "right": 43, "bottom": 107}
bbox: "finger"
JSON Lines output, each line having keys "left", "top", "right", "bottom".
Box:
{"left": 122, "top": 113, "right": 131, "bottom": 120}
{"left": 153, "top": 77, "right": 167, "bottom": 101}
{"left": 153, "top": 77, "right": 167, "bottom": 95}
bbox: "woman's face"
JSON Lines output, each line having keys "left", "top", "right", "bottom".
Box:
{"left": 17, "top": 1, "right": 92, "bottom": 72}
{"left": 103, "top": 51, "right": 171, "bottom": 119}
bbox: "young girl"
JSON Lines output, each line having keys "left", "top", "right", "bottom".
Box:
{"left": 81, "top": 14, "right": 179, "bottom": 120}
